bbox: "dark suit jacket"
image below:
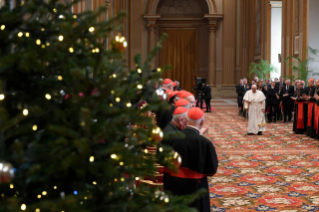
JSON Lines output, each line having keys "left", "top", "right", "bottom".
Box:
{"left": 281, "top": 85, "right": 294, "bottom": 103}
{"left": 203, "top": 86, "right": 211, "bottom": 99}
{"left": 267, "top": 86, "right": 279, "bottom": 105}
{"left": 236, "top": 85, "right": 245, "bottom": 97}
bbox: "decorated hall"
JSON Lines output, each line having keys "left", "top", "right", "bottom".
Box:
{"left": 1, "top": 0, "right": 319, "bottom": 212}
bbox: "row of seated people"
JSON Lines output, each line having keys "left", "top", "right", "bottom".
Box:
{"left": 138, "top": 78, "right": 218, "bottom": 212}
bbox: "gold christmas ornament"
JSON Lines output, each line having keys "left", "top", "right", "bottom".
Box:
{"left": 111, "top": 33, "right": 127, "bottom": 53}
{"left": 151, "top": 127, "right": 163, "bottom": 142}
{"left": 0, "top": 161, "right": 14, "bottom": 183}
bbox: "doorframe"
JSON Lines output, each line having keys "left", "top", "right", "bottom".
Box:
{"left": 143, "top": 14, "right": 223, "bottom": 84}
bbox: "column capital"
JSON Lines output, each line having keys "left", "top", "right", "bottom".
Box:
{"left": 204, "top": 14, "right": 223, "bottom": 32}
{"left": 143, "top": 15, "right": 161, "bottom": 33}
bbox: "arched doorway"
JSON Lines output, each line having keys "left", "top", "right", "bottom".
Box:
{"left": 144, "top": 0, "right": 223, "bottom": 92}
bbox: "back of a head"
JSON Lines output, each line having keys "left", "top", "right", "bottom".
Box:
{"left": 187, "top": 107, "right": 204, "bottom": 129}
{"left": 175, "top": 99, "right": 190, "bottom": 109}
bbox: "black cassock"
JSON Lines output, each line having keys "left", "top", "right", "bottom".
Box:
{"left": 310, "top": 88, "right": 319, "bottom": 138}
{"left": 293, "top": 89, "right": 308, "bottom": 134}
{"left": 156, "top": 105, "right": 175, "bottom": 130}
{"left": 164, "top": 127, "right": 218, "bottom": 212}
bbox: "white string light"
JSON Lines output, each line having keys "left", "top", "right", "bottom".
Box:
{"left": 23, "top": 109, "right": 28, "bottom": 116}
{"left": 0, "top": 94, "right": 5, "bottom": 100}
{"left": 110, "top": 154, "right": 117, "bottom": 159}
{"left": 89, "top": 27, "right": 95, "bottom": 32}
{"left": 18, "top": 32, "right": 23, "bottom": 37}
{"left": 21, "top": 204, "right": 26, "bottom": 210}
{"left": 126, "top": 102, "right": 132, "bottom": 107}
{"left": 45, "top": 94, "right": 51, "bottom": 100}
{"left": 32, "top": 125, "right": 37, "bottom": 131}
{"left": 36, "top": 39, "right": 41, "bottom": 45}
{"left": 89, "top": 156, "right": 94, "bottom": 162}
{"left": 137, "top": 84, "right": 143, "bottom": 89}
{"left": 69, "top": 47, "right": 74, "bottom": 53}
{"left": 25, "top": 32, "right": 29, "bottom": 37}
{"left": 58, "top": 35, "right": 64, "bottom": 41}
{"left": 73, "top": 15, "right": 77, "bottom": 19}
{"left": 0, "top": 25, "right": 5, "bottom": 30}
{"left": 58, "top": 76, "right": 63, "bottom": 81}
{"left": 137, "top": 69, "right": 142, "bottom": 74}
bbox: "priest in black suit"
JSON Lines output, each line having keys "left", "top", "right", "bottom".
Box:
{"left": 281, "top": 79, "right": 294, "bottom": 123}
{"left": 236, "top": 79, "right": 245, "bottom": 115}
{"left": 292, "top": 82, "right": 308, "bottom": 134}
{"left": 164, "top": 107, "right": 218, "bottom": 212}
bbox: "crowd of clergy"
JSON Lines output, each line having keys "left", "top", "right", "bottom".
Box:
{"left": 236, "top": 76, "right": 319, "bottom": 137}
{"left": 151, "top": 78, "right": 218, "bottom": 212}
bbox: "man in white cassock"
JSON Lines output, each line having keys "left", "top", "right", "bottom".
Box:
{"left": 243, "top": 85, "right": 266, "bottom": 135}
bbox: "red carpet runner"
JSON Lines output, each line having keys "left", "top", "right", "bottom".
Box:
{"left": 205, "top": 109, "right": 319, "bottom": 211}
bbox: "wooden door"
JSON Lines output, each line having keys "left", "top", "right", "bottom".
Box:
{"left": 159, "top": 28, "right": 199, "bottom": 92}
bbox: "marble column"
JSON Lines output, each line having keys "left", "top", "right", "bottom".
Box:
{"left": 205, "top": 15, "right": 223, "bottom": 85}
{"left": 143, "top": 15, "right": 161, "bottom": 69}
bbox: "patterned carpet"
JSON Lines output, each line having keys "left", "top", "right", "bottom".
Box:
{"left": 206, "top": 109, "right": 319, "bottom": 212}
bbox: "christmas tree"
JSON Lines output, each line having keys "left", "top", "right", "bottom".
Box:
{"left": 0, "top": 0, "right": 202, "bottom": 211}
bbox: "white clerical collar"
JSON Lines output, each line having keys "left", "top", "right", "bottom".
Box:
{"left": 187, "top": 125, "right": 200, "bottom": 133}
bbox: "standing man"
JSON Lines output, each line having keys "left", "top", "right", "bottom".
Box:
{"left": 244, "top": 85, "right": 266, "bottom": 135}
{"left": 281, "top": 79, "right": 294, "bottom": 123}
{"left": 236, "top": 79, "right": 245, "bottom": 115}
{"left": 203, "top": 83, "right": 212, "bottom": 113}
{"left": 243, "top": 78, "right": 250, "bottom": 90}
{"left": 164, "top": 107, "right": 218, "bottom": 212}
{"left": 267, "top": 81, "right": 280, "bottom": 123}
{"left": 292, "top": 82, "right": 308, "bottom": 134}
{"left": 306, "top": 79, "right": 316, "bottom": 135}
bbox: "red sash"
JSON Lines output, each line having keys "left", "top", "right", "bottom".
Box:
{"left": 164, "top": 167, "right": 214, "bottom": 179}
{"left": 308, "top": 102, "right": 315, "bottom": 127}
{"left": 315, "top": 105, "right": 319, "bottom": 132}
{"left": 296, "top": 101, "right": 306, "bottom": 129}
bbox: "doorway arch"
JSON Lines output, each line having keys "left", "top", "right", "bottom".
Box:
{"left": 147, "top": 0, "right": 216, "bottom": 15}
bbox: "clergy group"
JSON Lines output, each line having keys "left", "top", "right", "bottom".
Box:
{"left": 150, "top": 78, "right": 218, "bottom": 212}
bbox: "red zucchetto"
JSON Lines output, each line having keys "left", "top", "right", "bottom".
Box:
{"left": 179, "top": 91, "right": 193, "bottom": 99}
{"left": 169, "top": 91, "right": 178, "bottom": 99}
{"left": 309, "top": 78, "right": 314, "bottom": 82}
{"left": 175, "top": 99, "right": 189, "bottom": 107}
{"left": 187, "top": 107, "right": 204, "bottom": 120}
{"left": 163, "top": 78, "right": 172, "bottom": 85}
{"left": 173, "top": 107, "right": 188, "bottom": 115}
